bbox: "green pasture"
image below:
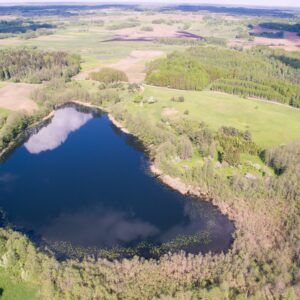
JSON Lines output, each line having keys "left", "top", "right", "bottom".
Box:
{"left": 128, "top": 85, "right": 300, "bottom": 148}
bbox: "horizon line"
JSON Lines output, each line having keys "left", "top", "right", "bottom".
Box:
{"left": 0, "top": 1, "right": 299, "bottom": 9}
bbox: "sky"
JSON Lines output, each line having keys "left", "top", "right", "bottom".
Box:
{"left": 0, "top": 1, "right": 299, "bottom": 8}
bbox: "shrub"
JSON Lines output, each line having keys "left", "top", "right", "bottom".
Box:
{"left": 171, "top": 96, "right": 185, "bottom": 102}
{"left": 141, "top": 26, "right": 153, "bottom": 32}
{"left": 177, "top": 135, "right": 193, "bottom": 160}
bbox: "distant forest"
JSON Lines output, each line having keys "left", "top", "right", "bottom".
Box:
{"left": 0, "top": 19, "right": 55, "bottom": 34}
{"left": 0, "top": 4, "right": 296, "bottom": 18}
{"left": 249, "top": 22, "right": 300, "bottom": 38}
{"left": 259, "top": 22, "right": 300, "bottom": 35}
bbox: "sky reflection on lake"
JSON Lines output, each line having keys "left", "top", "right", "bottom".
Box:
{"left": 0, "top": 105, "right": 234, "bottom": 258}
{"left": 25, "top": 107, "right": 92, "bottom": 154}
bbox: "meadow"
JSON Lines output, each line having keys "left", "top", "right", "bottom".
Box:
{"left": 137, "top": 86, "right": 300, "bottom": 148}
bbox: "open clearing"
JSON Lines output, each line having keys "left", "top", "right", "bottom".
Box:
{"left": 74, "top": 50, "right": 164, "bottom": 83}
{"left": 250, "top": 36, "right": 300, "bottom": 52}
{"left": 0, "top": 83, "right": 39, "bottom": 113}
{"left": 127, "top": 86, "right": 300, "bottom": 148}
{"left": 0, "top": 269, "right": 39, "bottom": 300}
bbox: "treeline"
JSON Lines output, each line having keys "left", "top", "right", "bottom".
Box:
{"left": 89, "top": 68, "right": 128, "bottom": 84}
{"left": 0, "top": 19, "right": 55, "bottom": 34}
{"left": 259, "top": 22, "right": 300, "bottom": 35}
{"left": 250, "top": 31, "right": 284, "bottom": 38}
{"left": 0, "top": 48, "right": 81, "bottom": 83}
{"left": 210, "top": 78, "right": 300, "bottom": 105}
{"left": 146, "top": 46, "right": 300, "bottom": 107}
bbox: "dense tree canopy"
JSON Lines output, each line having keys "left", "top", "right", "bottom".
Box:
{"left": 0, "top": 48, "right": 81, "bottom": 83}
{"left": 146, "top": 46, "right": 300, "bottom": 107}
{"left": 146, "top": 52, "right": 210, "bottom": 90}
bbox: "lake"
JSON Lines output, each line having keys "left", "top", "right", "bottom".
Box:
{"left": 0, "top": 104, "right": 233, "bottom": 259}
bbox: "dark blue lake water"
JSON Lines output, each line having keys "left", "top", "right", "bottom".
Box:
{"left": 0, "top": 104, "right": 233, "bottom": 259}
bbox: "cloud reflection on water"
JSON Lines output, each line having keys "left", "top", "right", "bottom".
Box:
{"left": 39, "top": 200, "right": 223, "bottom": 250}
{"left": 25, "top": 107, "right": 92, "bottom": 154}
{"left": 40, "top": 205, "right": 159, "bottom": 247}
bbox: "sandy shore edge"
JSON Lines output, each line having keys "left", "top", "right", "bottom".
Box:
{"left": 107, "top": 114, "right": 130, "bottom": 134}
{"left": 149, "top": 164, "right": 204, "bottom": 196}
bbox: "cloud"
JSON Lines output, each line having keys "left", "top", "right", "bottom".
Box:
{"left": 25, "top": 107, "right": 92, "bottom": 154}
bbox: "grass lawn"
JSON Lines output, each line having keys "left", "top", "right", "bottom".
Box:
{"left": 132, "top": 86, "right": 300, "bottom": 148}
{"left": 0, "top": 269, "right": 39, "bottom": 300}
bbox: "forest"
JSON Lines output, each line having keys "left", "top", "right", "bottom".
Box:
{"left": 259, "top": 22, "right": 300, "bottom": 35}
{"left": 0, "top": 48, "right": 81, "bottom": 83}
{"left": 146, "top": 46, "right": 300, "bottom": 107}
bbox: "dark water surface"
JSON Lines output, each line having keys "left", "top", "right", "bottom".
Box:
{"left": 0, "top": 104, "right": 233, "bottom": 258}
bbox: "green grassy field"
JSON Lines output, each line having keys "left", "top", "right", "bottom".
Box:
{"left": 128, "top": 86, "right": 300, "bottom": 148}
{"left": 0, "top": 270, "right": 39, "bottom": 300}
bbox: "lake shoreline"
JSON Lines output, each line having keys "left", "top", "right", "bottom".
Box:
{"left": 0, "top": 100, "right": 235, "bottom": 228}
{"left": 105, "top": 108, "right": 236, "bottom": 223}
{"left": 0, "top": 101, "right": 234, "bottom": 260}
